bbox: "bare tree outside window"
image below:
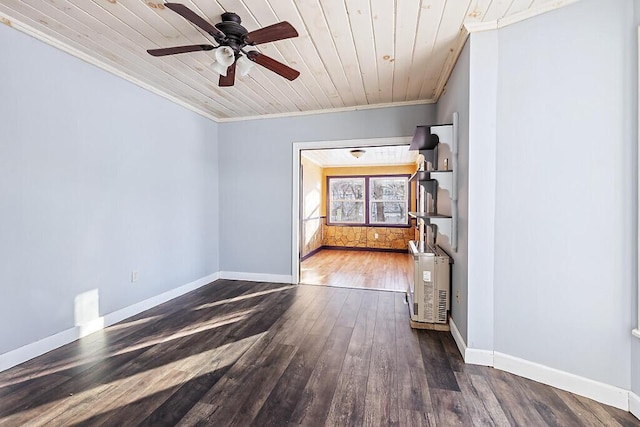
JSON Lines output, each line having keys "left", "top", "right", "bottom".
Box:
{"left": 369, "top": 177, "right": 408, "bottom": 225}
{"left": 329, "top": 178, "right": 365, "bottom": 224}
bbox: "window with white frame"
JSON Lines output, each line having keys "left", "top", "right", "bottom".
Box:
{"left": 327, "top": 175, "right": 409, "bottom": 226}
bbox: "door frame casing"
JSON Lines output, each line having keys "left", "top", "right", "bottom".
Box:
{"left": 291, "top": 136, "right": 413, "bottom": 284}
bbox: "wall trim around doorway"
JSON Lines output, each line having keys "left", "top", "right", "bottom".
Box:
{"left": 291, "top": 136, "right": 413, "bottom": 284}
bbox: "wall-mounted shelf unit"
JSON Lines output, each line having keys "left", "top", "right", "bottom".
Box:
{"left": 409, "top": 113, "right": 458, "bottom": 251}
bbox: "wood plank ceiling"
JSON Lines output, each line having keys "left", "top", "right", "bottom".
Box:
{"left": 0, "top": 0, "right": 576, "bottom": 121}
{"left": 302, "top": 145, "right": 419, "bottom": 167}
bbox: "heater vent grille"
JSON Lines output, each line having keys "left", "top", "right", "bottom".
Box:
{"left": 437, "top": 290, "right": 448, "bottom": 323}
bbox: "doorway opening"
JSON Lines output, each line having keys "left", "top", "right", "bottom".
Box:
{"left": 291, "top": 137, "right": 418, "bottom": 292}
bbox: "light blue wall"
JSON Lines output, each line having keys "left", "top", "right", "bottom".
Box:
{"left": 466, "top": 31, "right": 499, "bottom": 353}
{"left": 0, "top": 24, "right": 219, "bottom": 354}
{"left": 436, "top": 40, "right": 470, "bottom": 342}
{"left": 631, "top": 0, "right": 640, "bottom": 401}
{"left": 493, "top": 0, "right": 635, "bottom": 388}
{"left": 217, "top": 105, "right": 436, "bottom": 275}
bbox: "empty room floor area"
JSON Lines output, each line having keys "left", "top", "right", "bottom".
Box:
{"left": 0, "top": 280, "right": 636, "bottom": 426}
{"left": 300, "top": 249, "right": 412, "bottom": 292}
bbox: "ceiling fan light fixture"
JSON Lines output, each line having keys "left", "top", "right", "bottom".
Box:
{"left": 214, "top": 46, "right": 235, "bottom": 66}
{"left": 149, "top": 4, "right": 301, "bottom": 87}
{"left": 211, "top": 46, "right": 235, "bottom": 75}
{"left": 350, "top": 149, "right": 366, "bottom": 159}
{"left": 236, "top": 54, "right": 254, "bottom": 77}
{"left": 211, "top": 60, "right": 229, "bottom": 76}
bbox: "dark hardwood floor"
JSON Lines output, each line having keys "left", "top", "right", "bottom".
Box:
{"left": 0, "top": 280, "right": 637, "bottom": 426}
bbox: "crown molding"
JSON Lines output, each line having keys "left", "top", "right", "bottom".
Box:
{"left": 464, "top": 0, "right": 580, "bottom": 33}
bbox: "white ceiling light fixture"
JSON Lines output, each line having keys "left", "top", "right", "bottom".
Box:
{"left": 236, "top": 54, "right": 255, "bottom": 77}
{"left": 350, "top": 149, "right": 366, "bottom": 159}
{"left": 211, "top": 46, "right": 235, "bottom": 76}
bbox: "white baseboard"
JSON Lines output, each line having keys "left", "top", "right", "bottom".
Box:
{"left": 449, "top": 319, "right": 494, "bottom": 366}
{"left": 0, "top": 272, "right": 219, "bottom": 373}
{"left": 447, "top": 327, "right": 631, "bottom": 412}
{"left": 630, "top": 392, "right": 640, "bottom": 420}
{"left": 449, "top": 318, "right": 467, "bottom": 358}
{"left": 493, "top": 352, "right": 629, "bottom": 411}
{"left": 102, "top": 272, "right": 219, "bottom": 326}
{"left": 465, "top": 348, "right": 495, "bottom": 366}
{"left": 219, "top": 271, "right": 293, "bottom": 284}
{"left": 0, "top": 327, "right": 81, "bottom": 373}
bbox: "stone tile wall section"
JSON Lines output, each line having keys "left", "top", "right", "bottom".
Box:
{"left": 322, "top": 223, "right": 414, "bottom": 250}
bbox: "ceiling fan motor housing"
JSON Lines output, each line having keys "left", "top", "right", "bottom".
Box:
{"left": 215, "top": 13, "right": 248, "bottom": 53}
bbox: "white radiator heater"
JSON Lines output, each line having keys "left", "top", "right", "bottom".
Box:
{"left": 408, "top": 241, "right": 451, "bottom": 324}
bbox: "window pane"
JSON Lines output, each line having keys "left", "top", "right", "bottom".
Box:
{"left": 369, "top": 177, "right": 408, "bottom": 224}
{"left": 328, "top": 177, "right": 366, "bottom": 224}
{"left": 330, "top": 201, "right": 365, "bottom": 223}
{"left": 369, "top": 177, "right": 407, "bottom": 201}
{"left": 370, "top": 201, "right": 406, "bottom": 224}
{"left": 330, "top": 178, "right": 365, "bottom": 201}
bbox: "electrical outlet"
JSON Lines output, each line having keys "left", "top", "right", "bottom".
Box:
{"left": 131, "top": 271, "right": 139, "bottom": 283}
{"left": 456, "top": 290, "right": 460, "bottom": 303}
{"left": 374, "top": 233, "right": 379, "bottom": 239}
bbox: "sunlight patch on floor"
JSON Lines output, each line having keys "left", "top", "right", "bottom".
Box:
{"left": 192, "top": 285, "right": 296, "bottom": 311}
{"left": 0, "top": 309, "right": 253, "bottom": 389}
{"left": 0, "top": 333, "right": 265, "bottom": 426}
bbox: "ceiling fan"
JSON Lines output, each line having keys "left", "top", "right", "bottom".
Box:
{"left": 147, "top": 3, "right": 300, "bottom": 87}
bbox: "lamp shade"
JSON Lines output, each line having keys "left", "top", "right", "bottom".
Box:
{"left": 214, "top": 46, "right": 235, "bottom": 67}
{"left": 212, "top": 46, "right": 235, "bottom": 76}
{"left": 212, "top": 61, "right": 229, "bottom": 76}
{"left": 236, "top": 54, "right": 254, "bottom": 77}
{"left": 350, "top": 149, "right": 366, "bottom": 158}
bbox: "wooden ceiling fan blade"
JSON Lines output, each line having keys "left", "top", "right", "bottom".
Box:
{"left": 165, "top": 3, "right": 225, "bottom": 39}
{"left": 219, "top": 62, "right": 236, "bottom": 87}
{"left": 247, "top": 51, "right": 300, "bottom": 81}
{"left": 245, "top": 22, "right": 298, "bottom": 45}
{"left": 147, "top": 44, "right": 214, "bottom": 57}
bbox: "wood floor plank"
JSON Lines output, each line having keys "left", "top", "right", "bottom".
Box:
{"left": 398, "top": 409, "right": 433, "bottom": 427}
{"left": 177, "top": 291, "right": 301, "bottom": 424}
{"left": 92, "top": 368, "right": 192, "bottom": 426}
{"left": 0, "top": 280, "right": 637, "bottom": 426}
{"left": 334, "top": 288, "right": 365, "bottom": 328}
{"left": 251, "top": 332, "right": 329, "bottom": 426}
{"left": 454, "top": 371, "right": 510, "bottom": 427}
{"left": 325, "top": 291, "right": 379, "bottom": 426}
{"left": 485, "top": 368, "right": 548, "bottom": 426}
{"left": 362, "top": 291, "right": 400, "bottom": 426}
{"left": 288, "top": 325, "right": 354, "bottom": 426}
{"left": 467, "top": 373, "right": 512, "bottom": 426}
{"left": 602, "top": 404, "right": 640, "bottom": 427}
{"left": 339, "top": 290, "right": 378, "bottom": 378}
{"left": 324, "top": 370, "right": 368, "bottom": 427}
{"left": 137, "top": 368, "right": 232, "bottom": 426}
{"left": 224, "top": 343, "right": 297, "bottom": 427}
{"left": 418, "top": 331, "right": 460, "bottom": 392}
{"left": 554, "top": 387, "right": 625, "bottom": 427}
{"left": 306, "top": 287, "right": 351, "bottom": 337}
{"left": 430, "top": 389, "right": 474, "bottom": 426}
{"left": 394, "top": 294, "right": 433, "bottom": 415}
{"left": 301, "top": 249, "right": 411, "bottom": 292}
{"left": 517, "top": 374, "right": 587, "bottom": 426}
{"left": 363, "top": 340, "right": 399, "bottom": 426}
